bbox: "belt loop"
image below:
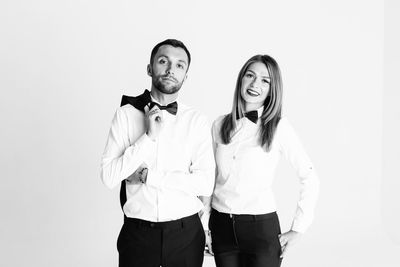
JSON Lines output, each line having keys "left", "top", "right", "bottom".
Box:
{"left": 181, "top": 218, "right": 185, "bottom": 229}
{"left": 253, "top": 215, "right": 257, "bottom": 221}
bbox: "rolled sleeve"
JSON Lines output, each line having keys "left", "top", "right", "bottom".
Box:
{"left": 278, "top": 117, "right": 320, "bottom": 233}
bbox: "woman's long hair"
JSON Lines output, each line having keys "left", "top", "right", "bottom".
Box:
{"left": 220, "top": 55, "right": 283, "bottom": 151}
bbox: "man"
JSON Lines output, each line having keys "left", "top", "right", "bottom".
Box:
{"left": 101, "top": 39, "right": 215, "bottom": 267}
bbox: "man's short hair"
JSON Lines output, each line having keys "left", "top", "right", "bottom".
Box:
{"left": 150, "top": 39, "right": 191, "bottom": 68}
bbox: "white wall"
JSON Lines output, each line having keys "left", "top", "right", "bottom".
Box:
{"left": 0, "top": 0, "right": 398, "bottom": 266}
{"left": 382, "top": 0, "right": 400, "bottom": 250}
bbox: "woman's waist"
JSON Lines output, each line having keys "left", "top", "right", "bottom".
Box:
{"left": 211, "top": 190, "right": 276, "bottom": 215}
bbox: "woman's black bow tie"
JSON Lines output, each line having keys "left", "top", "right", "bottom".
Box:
{"left": 244, "top": 110, "right": 258, "bottom": 123}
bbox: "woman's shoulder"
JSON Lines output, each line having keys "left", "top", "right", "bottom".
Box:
{"left": 212, "top": 114, "right": 229, "bottom": 129}
{"left": 275, "top": 116, "right": 302, "bottom": 147}
{"left": 277, "top": 116, "right": 289, "bottom": 126}
{"left": 274, "top": 116, "right": 293, "bottom": 139}
{"left": 211, "top": 114, "right": 230, "bottom": 141}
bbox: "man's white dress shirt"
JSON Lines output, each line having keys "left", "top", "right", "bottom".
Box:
{"left": 101, "top": 99, "right": 215, "bottom": 222}
{"left": 210, "top": 109, "right": 319, "bottom": 233}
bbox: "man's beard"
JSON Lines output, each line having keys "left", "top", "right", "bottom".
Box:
{"left": 152, "top": 76, "right": 183, "bottom": 95}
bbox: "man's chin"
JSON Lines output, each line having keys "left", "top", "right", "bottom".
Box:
{"left": 159, "top": 88, "right": 180, "bottom": 95}
{"left": 154, "top": 82, "right": 182, "bottom": 95}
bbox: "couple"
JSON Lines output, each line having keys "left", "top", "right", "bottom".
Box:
{"left": 101, "top": 39, "right": 319, "bottom": 267}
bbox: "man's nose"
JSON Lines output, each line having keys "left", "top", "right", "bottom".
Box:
{"left": 166, "top": 64, "right": 175, "bottom": 75}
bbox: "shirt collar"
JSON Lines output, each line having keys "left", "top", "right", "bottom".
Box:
{"left": 256, "top": 106, "right": 264, "bottom": 118}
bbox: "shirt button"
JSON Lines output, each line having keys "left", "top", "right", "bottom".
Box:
{"left": 150, "top": 223, "right": 155, "bottom": 228}
{"left": 233, "top": 155, "right": 236, "bottom": 160}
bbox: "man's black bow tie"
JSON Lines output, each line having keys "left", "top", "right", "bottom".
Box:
{"left": 244, "top": 110, "right": 258, "bottom": 124}
{"left": 149, "top": 101, "right": 178, "bottom": 115}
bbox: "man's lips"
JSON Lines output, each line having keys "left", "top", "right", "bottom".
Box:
{"left": 246, "top": 88, "right": 260, "bottom": 96}
{"left": 162, "top": 76, "right": 177, "bottom": 83}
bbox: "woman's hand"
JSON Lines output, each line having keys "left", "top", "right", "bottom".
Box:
{"left": 204, "top": 230, "right": 214, "bottom": 256}
{"left": 278, "top": 230, "right": 301, "bottom": 258}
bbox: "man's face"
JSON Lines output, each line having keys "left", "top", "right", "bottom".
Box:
{"left": 148, "top": 45, "right": 189, "bottom": 95}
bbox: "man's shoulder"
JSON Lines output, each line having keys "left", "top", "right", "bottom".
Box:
{"left": 179, "top": 102, "right": 206, "bottom": 118}
{"left": 115, "top": 103, "right": 144, "bottom": 119}
{"left": 178, "top": 102, "right": 210, "bottom": 127}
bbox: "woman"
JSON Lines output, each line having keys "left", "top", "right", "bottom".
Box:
{"left": 203, "top": 55, "right": 319, "bottom": 267}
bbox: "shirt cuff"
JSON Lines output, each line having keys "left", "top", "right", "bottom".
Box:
{"left": 134, "top": 133, "right": 157, "bottom": 168}
{"left": 290, "top": 218, "right": 310, "bottom": 234}
{"left": 146, "top": 168, "right": 164, "bottom": 188}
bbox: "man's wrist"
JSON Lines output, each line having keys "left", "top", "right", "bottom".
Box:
{"left": 139, "top": 168, "right": 148, "bottom": 183}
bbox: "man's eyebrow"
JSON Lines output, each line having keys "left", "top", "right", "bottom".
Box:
{"left": 157, "top": 55, "right": 187, "bottom": 65}
{"left": 156, "top": 54, "right": 168, "bottom": 59}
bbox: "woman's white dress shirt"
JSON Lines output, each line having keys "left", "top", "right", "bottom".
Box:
{"left": 211, "top": 108, "right": 319, "bottom": 233}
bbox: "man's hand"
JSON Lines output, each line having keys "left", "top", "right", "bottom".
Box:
{"left": 204, "top": 230, "right": 214, "bottom": 256}
{"left": 146, "top": 105, "right": 164, "bottom": 141}
{"left": 278, "top": 230, "right": 301, "bottom": 258}
{"left": 126, "top": 163, "right": 148, "bottom": 184}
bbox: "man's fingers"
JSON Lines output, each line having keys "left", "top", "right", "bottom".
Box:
{"left": 204, "top": 231, "right": 214, "bottom": 256}
{"left": 149, "top": 110, "right": 163, "bottom": 123}
{"left": 204, "top": 243, "right": 214, "bottom": 256}
{"left": 209, "top": 242, "right": 214, "bottom": 255}
{"left": 148, "top": 106, "right": 160, "bottom": 115}
{"left": 141, "top": 168, "right": 148, "bottom": 179}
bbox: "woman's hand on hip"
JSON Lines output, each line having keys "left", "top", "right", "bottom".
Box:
{"left": 278, "top": 230, "right": 301, "bottom": 258}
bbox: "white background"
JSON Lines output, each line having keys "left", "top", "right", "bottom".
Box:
{"left": 1, "top": 0, "right": 399, "bottom": 266}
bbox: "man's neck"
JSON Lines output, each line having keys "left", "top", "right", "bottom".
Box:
{"left": 150, "top": 88, "right": 178, "bottom": 105}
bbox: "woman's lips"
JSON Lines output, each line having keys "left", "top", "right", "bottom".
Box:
{"left": 247, "top": 88, "right": 260, "bottom": 96}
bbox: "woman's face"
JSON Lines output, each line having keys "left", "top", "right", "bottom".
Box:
{"left": 240, "top": 61, "right": 271, "bottom": 111}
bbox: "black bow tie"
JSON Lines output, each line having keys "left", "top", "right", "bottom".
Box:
{"left": 244, "top": 110, "right": 258, "bottom": 123}
{"left": 149, "top": 101, "right": 178, "bottom": 115}
{"left": 120, "top": 89, "right": 152, "bottom": 112}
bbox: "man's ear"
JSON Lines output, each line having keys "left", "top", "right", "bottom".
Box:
{"left": 183, "top": 74, "right": 188, "bottom": 82}
{"left": 147, "top": 64, "right": 152, "bottom": 77}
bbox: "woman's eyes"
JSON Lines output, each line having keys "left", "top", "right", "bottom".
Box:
{"left": 262, "top": 79, "right": 270, "bottom": 84}
{"left": 245, "top": 73, "right": 270, "bottom": 85}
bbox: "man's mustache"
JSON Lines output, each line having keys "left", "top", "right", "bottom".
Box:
{"left": 161, "top": 75, "right": 178, "bottom": 83}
